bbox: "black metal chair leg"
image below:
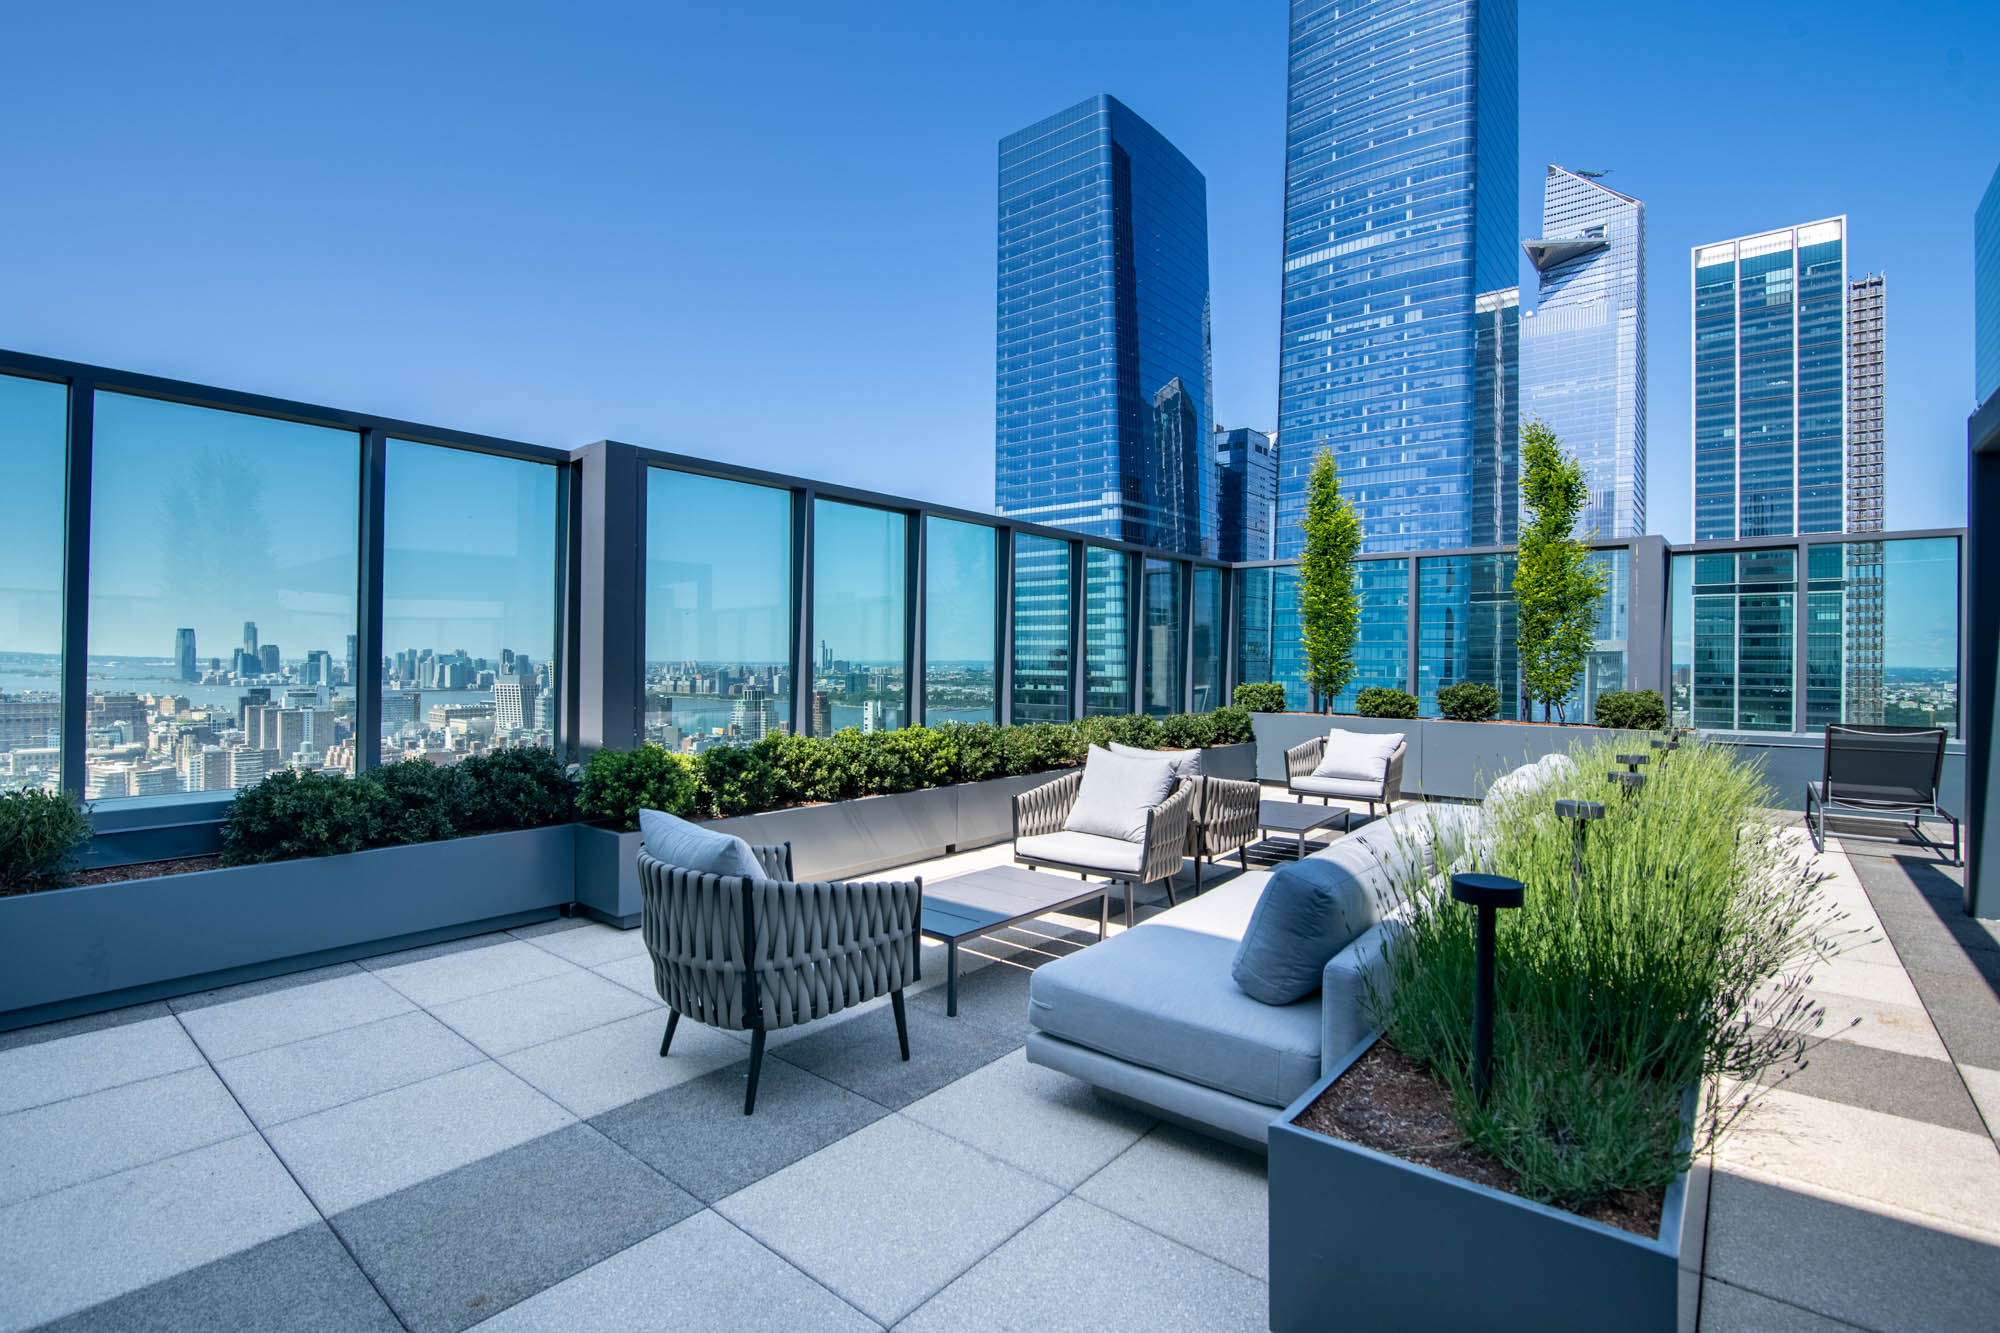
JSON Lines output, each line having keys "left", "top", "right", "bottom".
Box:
{"left": 891, "top": 989, "right": 910, "bottom": 1061}
{"left": 743, "top": 1027, "right": 766, "bottom": 1115}
{"left": 659, "top": 1010, "right": 680, "bottom": 1057}
{"left": 1194, "top": 854, "right": 1204, "bottom": 895}
{"left": 1164, "top": 874, "right": 1178, "bottom": 908}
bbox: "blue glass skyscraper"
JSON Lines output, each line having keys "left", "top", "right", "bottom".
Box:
{"left": 994, "top": 95, "right": 1215, "bottom": 557}
{"left": 1214, "top": 426, "right": 1278, "bottom": 561}
{"left": 1978, "top": 161, "right": 2000, "bottom": 407}
{"left": 1275, "top": 0, "right": 1517, "bottom": 556}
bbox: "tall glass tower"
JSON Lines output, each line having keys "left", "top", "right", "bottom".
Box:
{"left": 1691, "top": 217, "right": 1848, "bottom": 540}
{"left": 1522, "top": 166, "right": 1647, "bottom": 540}
{"left": 1275, "top": 0, "right": 1518, "bottom": 557}
{"left": 1977, "top": 161, "right": 2000, "bottom": 406}
{"left": 994, "top": 95, "right": 1215, "bottom": 557}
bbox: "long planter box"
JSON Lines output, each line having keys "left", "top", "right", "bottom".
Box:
{"left": 0, "top": 824, "right": 576, "bottom": 1032}
{"left": 1251, "top": 712, "right": 1654, "bottom": 801}
{"left": 1268, "top": 1035, "right": 1707, "bottom": 1333}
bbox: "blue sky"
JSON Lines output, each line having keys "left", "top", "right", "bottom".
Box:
{"left": 3, "top": 0, "right": 1996, "bottom": 553}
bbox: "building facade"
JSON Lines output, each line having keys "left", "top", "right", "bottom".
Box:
{"left": 1214, "top": 426, "right": 1277, "bottom": 562}
{"left": 1978, "top": 161, "right": 2000, "bottom": 406}
{"left": 1845, "top": 273, "right": 1885, "bottom": 532}
{"left": 1521, "top": 166, "right": 1646, "bottom": 540}
{"left": 1275, "top": 0, "right": 1517, "bottom": 556}
{"left": 174, "top": 627, "right": 198, "bottom": 682}
{"left": 1470, "top": 288, "right": 1520, "bottom": 547}
{"left": 1691, "top": 217, "right": 1849, "bottom": 540}
{"left": 994, "top": 94, "right": 1215, "bottom": 557}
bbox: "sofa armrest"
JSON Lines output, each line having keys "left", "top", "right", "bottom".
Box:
{"left": 1141, "top": 779, "right": 1196, "bottom": 885}
{"left": 1194, "top": 775, "right": 1260, "bottom": 855}
{"left": 1321, "top": 914, "right": 1406, "bottom": 1077}
{"left": 1383, "top": 742, "right": 1407, "bottom": 805}
{"left": 1286, "top": 735, "right": 1325, "bottom": 783}
{"left": 750, "top": 843, "right": 793, "bottom": 880}
{"left": 1014, "top": 770, "right": 1083, "bottom": 840}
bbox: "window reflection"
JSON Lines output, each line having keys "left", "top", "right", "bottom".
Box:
{"left": 924, "top": 518, "right": 997, "bottom": 724}
{"left": 0, "top": 375, "right": 68, "bottom": 793}
{"left": 1012, "top": 534, "right": 1072, "bottom": 722}
{"left": 812, "top": 500, "right": 907, "bottom": 735}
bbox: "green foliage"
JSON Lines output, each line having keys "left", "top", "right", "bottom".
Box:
{"left": 1157, "top": 710, "right": 1216, "bottom": 749}
{"left": 1354, "top": 687, "right": 1419, "bottom": 719}
{"left": 369, "top": 759, "right": 464, "bottom": 846}
{"left": 222, "top": 769, "right": 390, "bottom": 865}
{"left": 1372, "top": 739, "right": 1851, "bottom": 1210}
{"left": 1435, "top": 681, "right": 1501, "bottom": 721}
{"left": 694, "top": 742, "right": 782, "bottom": 817}
{"left": 0, "top": 788, "right": 92, "bottom": 895}
{"left": 934, "top": 722, "right": 1011, "bottom": 783}
{"left": 1299, "top": 449, "right": 1363, "bottom": 710}
{"left": 1076, "top": 714, "right": 1161, "bottom": 752}
{"left": 1206, "top": 705, "right": 1254, "bottom": 745}
{"left": 1233, "top": 682, "right": 1289, "bottom": 713}
{"left": 576, "top": 744, "right": 699, "bottom": 829}
{"left": 1595, "top": 689, "right": 1668, "bottom": 731}
{"left": 452, "top": 748, "right": 576, "bottom": 832}
{"left": 1516, "top": 421, "right": 1608, "bottom": 723}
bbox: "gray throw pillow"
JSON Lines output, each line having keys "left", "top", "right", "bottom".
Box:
{"left": 1109, "top": 740, "right": 1203, "bottom": 782}
{"left": 639, "top": 808, "right": 765, "bottom": 880}
{"left": 1063, "top": 745, "right": 1178, "bottom": 843}
{"left": 1231, "top": 848, "right": 1380, "bottom": 1005}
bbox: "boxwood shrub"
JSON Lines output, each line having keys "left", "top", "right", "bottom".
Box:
{"left": 1595, "top": 689, "right": 1668, "bottom": 731}
{"left": 1355, "top": 687, "right": 1420, "bottom": 719}
{"left": 1435, "top": 681, "right": 1501, "bottom": 721}
{"left": 1233, "top": 682, "right": 1288, "bottom": 713}
{"left": 0, "top": 788, "right": 92, "bottom": 895}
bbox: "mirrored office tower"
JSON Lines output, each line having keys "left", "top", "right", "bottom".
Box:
{"left": 1275, "top": 0, "right": 1517, "bottom": 556}
{"left": 1522, "top": 166, "right": 1646, "bottom": 539}
{"left": 1214, "top": 426, "right": 1278, "bottom": 562}
{"left": 994, "top": 95, "right": 1215, "bottom": 557}
{"left": 1692, "top": 217, "right": 1848, "bottom": 540}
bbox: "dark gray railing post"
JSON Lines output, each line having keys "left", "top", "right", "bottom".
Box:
{"left": 907, "top": 511, "right": 925, "bottom": 729}
{"left": 58, "top": 378, "right": 93, "bottom": 799}
{"left": 791, "top": 489, "right": 815, "bottom": 736}
{"left": 354, "top": 427, "right": 387, "bottom": 771}
{"left": 574, "top": 441, "right": 646, "bottom": 754}
{"left": 996, "top": 526, "right": 1015, "bottom": 726}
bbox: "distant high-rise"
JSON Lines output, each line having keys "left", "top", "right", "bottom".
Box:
{"left": 1522, "top": 166, "right": 1646, "bottom": 539}
{"left": 994, "top": 94, "right": 1214, "bottom": 557}
{"left": 1276, "top": 0, "right": 1518, "bottom": 555}
{"left": 1845, "top": 273, "right": 1886, "bottom": 532}
{"left": 1978, "top": 162, "right": 2000, "bottom": 405}
{"left": 1470, "top": 288, "right": 1521, "bottom": 546}
{"left": 1214, "top": 427, "right": 1278, "bottom": 561}
{"left": 1691, "top": 217, "right": 1849, "bottom": 539}
{"left": 174, "top": 628, "right": 198, "bottom": 682}
{"left": 494, "top": 677, "right": 540, "bottom": 735}
{"left": 259, "top": 643, "right": 281, "bottom": 675}
{"left": 242, "top": 621, "right": 258, "bottom": 657}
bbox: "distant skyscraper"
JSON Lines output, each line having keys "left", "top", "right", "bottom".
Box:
{"left": 1691, "top": 217, "right": 1849, "bottom": 539}
{"left": 1470, "top": 288, "right": 1521, "bottom": 546}
{"left": 259, "top": 643, "right": 281, "bottom": 675}
{"left": 1845, "top": 273, "right": 1885, "bottom": 532}
{"left": 1214, "top": 427, "right": 1278, "bottom": 561}
{"left": 494, "top": 677, "right": 540, "bottom": 735}
{"left": 174, "top": 628, "right": 198, "bottom": 683}
{"left": 1522, "top": 166, "right": 1646, "bottom": 539}
{"left": 1978, "top": 161, "right": 2000, "bottom": 405}
{"left": 242, "top": 621, "right": 258, "bottom": 657}
{"left": 1275, "top": 0, "right": 1518, "bottom": 555}
{"left": 994, "top": 94, "right": 1215, "bottom": 556}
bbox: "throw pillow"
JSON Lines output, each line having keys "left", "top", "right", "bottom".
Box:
{"left": 1063, "top": 745, "right": 1179, "bottom": 843}
{"left": 639, "top": 808, "right": 765, "bottom": 880}
{"left": 1109, "top": 740, "right": 1203, "bottom": 782}
{"left": 1311, "top": 728, "right": 1404, "bottom": 783}
{"left": 1231, "top": 845, "right": 1383, "bottom": 1005}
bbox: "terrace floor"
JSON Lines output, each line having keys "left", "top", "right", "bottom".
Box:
{"left": 1, "top": 796, "right": 1997, "bottom": 1331}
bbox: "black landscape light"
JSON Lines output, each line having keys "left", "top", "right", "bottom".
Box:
{"left": 1449, "top": 872, "right": 1525, "bottom": 1105}
{"left": 1553, "top": 798, "right": 1605, "bottom": 891}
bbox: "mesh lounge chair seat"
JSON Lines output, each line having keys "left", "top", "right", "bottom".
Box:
{"left": 1805, "top": 724, "right": 1960, "bottom": 865}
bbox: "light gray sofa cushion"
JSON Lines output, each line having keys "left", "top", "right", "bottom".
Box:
{"left": 1231, "top": 853, "right": 1381, "bottom": 1004}
{"left": 1110, "top": 741, "right": 1202, "bottom": 781}
{"left": 1291, "top": 773, "right": 1386, "bottom": 800}
{"left": 1028, "top": 876, "right": 1323, "bottom": 1107}
{"left": 1312, "top": 729, "right": 1404, "bottom": 782}
{"left": 1015, "top": 829, "right": 1146, "bottom": 875}
{"left": 1064, "top": 745, "right": 1177, "bottom": 842}
{"left": 638, "top": 808, "right": 763, "bottom": 880}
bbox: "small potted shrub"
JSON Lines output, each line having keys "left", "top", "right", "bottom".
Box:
{"left": 573, "top": 743, "right": 701, "bottom": 926}
{"left": 1595, "top": 689, "right": 1668, "bottom": 731}
{"left": 0, "top": 789, "right": 91, "bottom": 896}
{"left": 1233, "top": 682, "right": 1289, "bottom": 713}
{"left": 1435, "top": 681, "right": 1500, "bottom": 722}
{"left": 1354, "top": 686, "right": 1419, "bottom": 719}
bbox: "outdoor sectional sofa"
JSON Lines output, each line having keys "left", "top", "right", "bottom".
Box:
{"left": 1023, "top": 754, "right": 1570, "bottom": 1150}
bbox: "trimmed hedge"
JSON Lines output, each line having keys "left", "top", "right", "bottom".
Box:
{"left": 0, "top": 788, "right": 92, "bottom": 896}
{"left": 1355, "top": 687, "right": 1420, "bottom": 719}
{"left": 1435, "top": 681, "right": 1501, "bottom": 721}
{"left": 1595, "top": 689, "right": 1668, "bottom": 731}
{"left": 1233, "top": 682, "right": 1289, "bottom": 713}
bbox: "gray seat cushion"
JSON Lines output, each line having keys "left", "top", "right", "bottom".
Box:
{"left": 1028, "top": 877, "right": 1322, "bottom": 1108}
{"left": 1016, "top": 830, "right": 1146, "bottom": 875}
{"left": 1291, "top": 773, "right": 1386, "bottom": 800}
{"left": 638, "top": 808, "right": 762, "bottom": 880}
{"left": 1232, "top": 854, "right": 1380, "bottom": 1005}
{"left": 1110, "top": 741, "right": 1202, "bottom": 781}
{"left": 1065, "top": 746, "right": 1177, "bottom": 841}
{"left": 1311, "top": 729, "right": 1404, "bottom": 782}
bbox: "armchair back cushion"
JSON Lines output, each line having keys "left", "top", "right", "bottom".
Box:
{"left": 1109, "top": 741, "right": 1203, "bottom": 782}
{"left": 1064, "top": 745, "right": 1178, "bottom": 843}
{"left": 1311, "top": 729, "right": 1405, "bottom": 784}
{"left": 639, "top": 807, "right": 764, "bottom": 881}
{"left": 1231, "top": 843, "right": 1385, "bottom": 1005}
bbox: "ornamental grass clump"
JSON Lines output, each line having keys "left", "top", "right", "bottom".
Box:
{"left": 1372, "top": 737, "right": 1852, "bottom": 1211}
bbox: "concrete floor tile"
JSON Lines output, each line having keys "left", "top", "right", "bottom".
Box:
{"left": 1075, "top": 1122, "right": 1270, "bottom": 1281}
{"left": 502, "top": 1009, "right": 746, "bottom": 1118}
{"left": 0, "top": 1015, "right": 202, "bottom": 1116}
{"left": 776, "top": 1000, "right": 1018, "bottom": 1110}
{"left": 715, "top": 1115, "right": 1060, "bottom": 1325}
{"left": 1698, "top": 1278, "right": 1867, "bottom": 1331}
{"left": 590, "top": 952, "right": 666, "bottom": 1004}
{"left": 167, "top": 962, "right": 367, "bottom": 1013}
{"left": 214, "top": 1010, "right": 482, "bottom": 1127}
{"left": 331, "top": 1123, "right": 698, "bottom": 1333}
{"left": 429, "top": 968, "right": 653, "bottom": 1057}
{"left": 1959, "top": 1065, "right": 2000, "bottom": 1140}
{"left": 265, "top": 1061, "right": 572, "bottom": 1214}
{"left": 0, "top": 1067, "right": 248, "bottom": 1209}
{"left": 370, "top": 938, "right": 577, "bottom": 1008}
{"left": 473, "top": 1210, "right": 877, "bottom": 1333}
{"left": 900, "top": 1048, "right": 1153, "bottom": 1189}
{"left": 0, "top": 1133, "right": 319, "bottom": 1331}
{"left": 1762, "top": 1037, "right": 1984, "bottom": 1134}
{"left": 592, "top": 1057, "right": 888, "bottom": 1204}
{"left": 517, "top": 921, "right": 648, "bottom": 967}
{"left": 1802, "top": 954, "right": 1925, "bottom": 1009}
{"left": 0, "top": 1001, "right": 172, "bottom": 1055}
{"left": 174, "top": 971, "right": 416, "bottom": 1061}
{"left": 1809, "top": 991, "right": 1948, "bottom": 1061}
{"left": 36, "top": 1224, "right": 401, "bottom": 1333}
{"left": 898, "top": 1196, "right": 1265, "bottom": 1333}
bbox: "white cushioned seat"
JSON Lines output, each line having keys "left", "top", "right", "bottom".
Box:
{"left": 1015, "top": 830, "right": 1147, "bottom": 875}
{"left": 1065, "top": 746, "right": 1178, "bottom": 842}
{"left": 1290, "top": 773, "right": 1388, "bottom": 800}
{"left": 1311, "top": 729, "right": 1404, "bottom": 781}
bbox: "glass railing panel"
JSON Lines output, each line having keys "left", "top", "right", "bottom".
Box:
{"left": 1011, "top": 533, "right": 1072, "bottom": 722}
{"left": 811, "top": 499, "right": 907, "bottom": 735}
{"left": 923, "top": 517, "right": 997, "bottom": 724}
{"left": 0, "top": 375, "right": 68, "bottom": 793}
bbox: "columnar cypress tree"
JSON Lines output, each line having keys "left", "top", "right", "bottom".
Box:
{"left": 1516, "top": 421, "right": 1607, "bottom": 723}
{"left": 1299, "top": 448, "right": 1362, "bottom": 712}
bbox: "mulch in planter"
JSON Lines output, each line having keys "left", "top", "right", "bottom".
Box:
{"left": 69, "top": 856, "right": 225, "bottom": 887}
{"left": 1292, "top": 1039, "right": 1663, "bottom": 1237}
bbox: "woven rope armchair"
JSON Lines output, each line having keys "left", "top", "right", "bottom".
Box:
{"left": 1187, "top": 775, "right": 1261, "bottom": 892}
{"left": 638, "top": 841, "right": 922, "bottom": 1114}
{"left": 1012, "top": 772, "right": 1194, "bottom": 926}
{"left": 1285, "top": 735, "right": 1406, "bottom": 817}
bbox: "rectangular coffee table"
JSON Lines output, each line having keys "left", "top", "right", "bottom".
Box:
{"left": 1257, "top": 799, "right": 1351, "bottom": 859}
{"left": 920, "top": 864, "right": 1111, "bottom": 1017}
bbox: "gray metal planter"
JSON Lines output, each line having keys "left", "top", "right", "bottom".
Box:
{"left": 1251, "top": 713, "right": 1655, "bottom": 800}
{"left": 572, "top": 824, "right": 644, "bottom": 927}
{"left": 1196, "top": 741, "right": 1257, "bottom": 781}
{"left": 0, "top": 824, "right": 577, "bottom": 1032}
{"left": 1268, "top": 1035, "right": 1707, "bottom": 1333}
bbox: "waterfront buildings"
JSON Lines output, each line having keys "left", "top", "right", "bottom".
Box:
{"left": 1214, "top": 427, "right": 1277, "bottom": 562}
{"left": 1521, "top": 166, "right": 1646, "bottom": 540}
{"left": 994, "top": 94, "right": 1215, "bottom": 558}
{"left": 1275, "top": 0, "right": 1518, "bottom": 556}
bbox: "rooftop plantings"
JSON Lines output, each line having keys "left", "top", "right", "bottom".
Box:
{"left": 1233, "top": 682, "right": 1288, "bottom": 712}
{"left": 0, "top": 789, "right": 91, "bottom": 896}
{"left": 1435, "top": 681, "right": 1501, "bottom": 721}
{"left": 1354, "top": 687, "right": 1419, "bottom": 719}
{"left": 1594, "top": 688, "right": 1668, "bottom": 731}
